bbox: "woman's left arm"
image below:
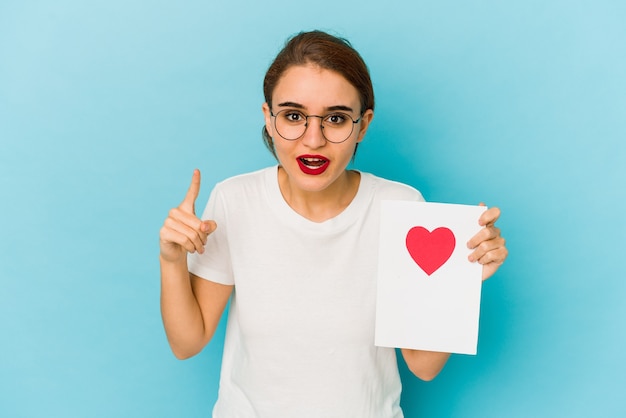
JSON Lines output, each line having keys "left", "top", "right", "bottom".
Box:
{"left": 400, "top": 349, "right": 451, "bottom": 381}
{"left": 402, "top": 205, "right": 508, "bottom": 380}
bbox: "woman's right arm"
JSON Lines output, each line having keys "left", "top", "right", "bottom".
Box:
{"left": 159, "top": 169, "right": 233, "bottom": 359}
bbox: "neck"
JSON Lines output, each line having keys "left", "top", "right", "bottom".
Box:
{"left": 277, "top": 167, "right": 360, "bottom": 223}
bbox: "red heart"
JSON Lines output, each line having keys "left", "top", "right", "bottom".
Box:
{"left": 405, "top": 226, "right": 456, "bottom": 276}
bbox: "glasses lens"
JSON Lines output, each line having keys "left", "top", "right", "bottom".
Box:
{"left": 322, "top": 113, "right": 354, "bottom": 143}
{"left": 274, "top": 110, "right": 356, "bottom": 143}
{"left": 274, "top": 110, "right": 306, "bottom": 140}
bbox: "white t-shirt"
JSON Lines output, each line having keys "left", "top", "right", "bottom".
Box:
{"left": 188, "top": 166, "right": 424, "bottom": 418}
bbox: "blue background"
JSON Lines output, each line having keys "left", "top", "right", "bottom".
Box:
{"left": 1, "top": 1, "right": 625, "bottom": 417}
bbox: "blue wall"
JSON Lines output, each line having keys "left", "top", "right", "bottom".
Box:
{"left": 1, "top": 1, "right": 624, "bottom": 417}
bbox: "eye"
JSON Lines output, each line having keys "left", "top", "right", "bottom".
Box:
{"left": 282, "top": 110, "right": 305, "bottom": 123}
{"left": 324, "top": 113, "right": 348, "bottom": 125}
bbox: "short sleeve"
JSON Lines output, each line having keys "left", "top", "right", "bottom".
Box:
{"left": 187, "top": 185, "right": 235, "bottom": 285}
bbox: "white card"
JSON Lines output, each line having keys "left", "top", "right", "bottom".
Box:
{"left": 375, "top": 200, "right": 487, "bottom": 355}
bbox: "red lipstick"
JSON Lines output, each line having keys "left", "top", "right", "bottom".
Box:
{"left": 296, "top": 154, "right": 330, "bottom": 175}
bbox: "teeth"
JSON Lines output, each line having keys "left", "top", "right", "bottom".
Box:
{"left": 300, "top": 157, "right": 327, "bottom": 167}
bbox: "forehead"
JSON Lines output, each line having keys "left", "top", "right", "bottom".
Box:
{"left": 272, "top": 64, "right": 360, "bottom": 110}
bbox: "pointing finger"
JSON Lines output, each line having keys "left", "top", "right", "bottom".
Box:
{"left": 180, "top": 169, "right": 201, "bottom": 214}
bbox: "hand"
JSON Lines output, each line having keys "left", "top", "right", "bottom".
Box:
{"left": 466, "top": 204, "right": 508, "bottom": 281}
{"left": 159, "top": 169, "right": 217, "bottom": 263}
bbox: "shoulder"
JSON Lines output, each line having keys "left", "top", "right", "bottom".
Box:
{"left": 212, "top": 166, "right": 275, "bottom": 197}
{"left": 360, "top": 172, "right": 425, "bottom": 202}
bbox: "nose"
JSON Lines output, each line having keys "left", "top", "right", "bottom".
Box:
{"left": 300, "top": 115, "right": 326, "bottom": 149}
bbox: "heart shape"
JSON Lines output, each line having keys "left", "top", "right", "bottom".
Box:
{"left": 405, "top": 226, "right": 456, "bottom": 276}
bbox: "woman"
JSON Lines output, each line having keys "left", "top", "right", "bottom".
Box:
{"left": 159, "top": 30, "right": 507, "bottom": 417}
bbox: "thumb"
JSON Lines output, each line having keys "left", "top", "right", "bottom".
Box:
{"left": 201, "top": 220, "right": 217, "bottom": 234}
{"left": 180, "top": 169, "right": 201, "bottom": 214}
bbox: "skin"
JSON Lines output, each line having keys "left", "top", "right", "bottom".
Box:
{"left": 261, "top": 64, "right": 374, "bottom": 222}
{"left": 159, "top": 169, "right": 232, "bottom": 360}
{"left": 159, "top": 64, "right": 508, "bottom": 379}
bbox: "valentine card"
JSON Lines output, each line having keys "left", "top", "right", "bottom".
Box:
{"left": 375, "top": 201, "right": 487, "bottom": 355}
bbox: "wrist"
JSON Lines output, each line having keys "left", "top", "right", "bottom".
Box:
{"left": 159, "top": 253, "right": 188, "bottom": 269}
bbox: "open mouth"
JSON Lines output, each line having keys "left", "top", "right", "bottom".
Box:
{"left": 297, "top": 155, "right": 330, "bottom": 175}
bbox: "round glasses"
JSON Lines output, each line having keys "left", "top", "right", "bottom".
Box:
{"left": 270, "top": 109, "right": 362, "bottom": 144}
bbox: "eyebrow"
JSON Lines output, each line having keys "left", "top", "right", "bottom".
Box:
{"left": 276, "top": 101, "right": 355, "bottom": 113}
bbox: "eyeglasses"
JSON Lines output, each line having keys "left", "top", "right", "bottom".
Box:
{"left": 270, "top": 109, "right": 362, "bottom": 144}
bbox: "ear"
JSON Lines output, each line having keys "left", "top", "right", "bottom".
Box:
{"left": 262, "top": 103, "right": 273, "bottom": 137}
{"left": 355, "top": 109, "right": 374, "bottom": 143}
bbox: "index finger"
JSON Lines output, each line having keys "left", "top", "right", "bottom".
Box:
{"left": 180, "top": 169, "right": 201, "bottom": 214}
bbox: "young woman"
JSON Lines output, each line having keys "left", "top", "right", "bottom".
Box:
{"left": 159, "top": 30, "right": 507, "bottom": 417}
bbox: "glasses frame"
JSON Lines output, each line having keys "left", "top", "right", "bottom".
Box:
{"left": 270, "top": 108, "right": 363, "bottom": 144}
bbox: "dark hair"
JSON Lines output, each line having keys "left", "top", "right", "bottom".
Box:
{"left": 262, "top": 30, "right": 375, "bottom": 157}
